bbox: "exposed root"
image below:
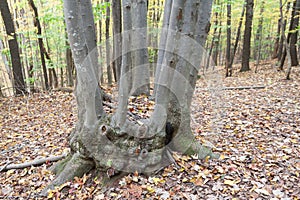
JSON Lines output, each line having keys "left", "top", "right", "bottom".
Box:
{"left": 40, "top": 152, "right": 94, "bottom": 196}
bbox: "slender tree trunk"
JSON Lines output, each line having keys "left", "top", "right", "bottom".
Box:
{"left": 0, "top": 0, "right": 26, "bottom": 95}
{"left": 289, "top": 0, "right": 300, "bottom": 67}
{"left": 98, "top": 0, "right": 104, "bottom": 84}
{"left": 105, "top": 0, "right": 112, "bottom": 85}
{"left": 28, "top": 0, "right": 49, "bottom": 90}
{"left": 278, "top": 2, "right": 291, "bottom": 63}
{"left": 254, "top": 1, "right": 265, "bottom": 72}
{"left": 225, "top": 1, "right": 231, "bottom": 77}
{"left": 240, "top": 0, "right": 254, "bottom": 72}
{"left": 272, "top": 19, "right": 281, "bottom": 59}
{"left": 112, "top": 0, "right": 122, "bottom": 82}
{"left": 229, "top": 3, "right": 245, "bottom": 72}
{"left": 206, "top": 4, "right": 219, "bottom": 69}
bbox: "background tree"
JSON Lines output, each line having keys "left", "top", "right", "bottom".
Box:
{"left": 289, "top": 0, "right": 300, "bottom": 67}
{"left": 240, "top": 0, "right": 254, "bottom": 72}
{"left": 112, "top": 0, "right": 122, "bottom": 82}
{"left": 225, "top": 0, "right": 232, "bottom": 77}
{"left": 105, "top": 0, "right": 112, "bottom": 85}
{"left": 0, "top": 0, "right": 26, "bottom": 95}
{"left": 28, "top": 0, "right": 50, "bottom": 90}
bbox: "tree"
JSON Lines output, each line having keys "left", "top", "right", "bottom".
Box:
{"left": 130, "top": 0, "right": 150, "bottom": 96}
{"left": 43, "top": 0, "right": 217, "bottom": 193}
{"left": 289, "top": 0, "right": 300, "bottom": 67}
{"left": 112, "top": 0, "right": 122, "bottom": 82}
{"left": 105, "top": 0, "right": 112, "bottom": 85}
{"left": 28, "top": 0, "right": 50, "bottom": 90}
{"left": 229, "top": 2, "right": 245, "bottom": 73}
{"left": 240, "top": 0, "right": 254, "bottom": 72}
{"left": 0, "top": 0, "right": 26, "bottom": 95}
{"left": 254, "top": 1, "right": 265, "bottom": 72}
{"left": 225, "top": 0, "right": 232, "bottom": 77}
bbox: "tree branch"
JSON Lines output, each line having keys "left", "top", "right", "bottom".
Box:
{"left": 0, "top": 154, "right": 66, "bottom": 172}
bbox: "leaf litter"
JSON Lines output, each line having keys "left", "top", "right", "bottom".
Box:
{"left": 0, "top": 62, "right": 299, "bottom": 199}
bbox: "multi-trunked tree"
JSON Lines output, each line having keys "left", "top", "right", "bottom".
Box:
{"left": 43, "top": 0, "right": 218, "bottom": 194}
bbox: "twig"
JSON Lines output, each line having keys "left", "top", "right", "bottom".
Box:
{"left": 0, "top": 154, "right": 66, "bottom": 172}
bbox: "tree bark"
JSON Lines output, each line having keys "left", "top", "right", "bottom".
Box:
{"left": 225, "top": 1, "right": 232, "bottom": 77}
{"left": 105, "top": 0, "right": 112, "bottom": 85}
{"left": 43, "top": 0, "right": 217, "bottom": 195}
{"left": 229, "top": 2, "right": 245, "bottom": 72}
{"left": 112, "top": 0, "right": 122, "bottom": 82}
{"left": 131, "top": 0, "right": 150, "bottom": 96}
{"left": 240, "top": 0, "right": 254, "bottom": 72}
{"left": 0, "top": 0, "right": 26, "bottom": 95}
{"left": 289, "top": 0, "right": 300, "bottom": 67}
{"left": 28, "top": 0, "right": 49, "bottom": 90}
{"left": 254, "top": 1, "right": 265, "bottom": 72}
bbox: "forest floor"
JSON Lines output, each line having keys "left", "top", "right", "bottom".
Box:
{"left": 0, "top": 61, "right": 299, "bottom": 199}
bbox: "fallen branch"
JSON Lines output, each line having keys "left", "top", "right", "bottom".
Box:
{"left": 0, "top": 154, "right": 66, "bottom": 172}
{"left": 221, "top": 85, "right": 265, "bottom": 90}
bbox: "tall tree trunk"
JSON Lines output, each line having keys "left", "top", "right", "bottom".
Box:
{"left": 289, "top": 0, "right": 300, "bottom": 67}
{"left": 254, "top": 1, "right": 265, "bottom": 72}
{"left": 131, "top": 0, "right": 150, "bottom": 96}
{"left": 225, "top": 1, "right": 231, "bottom": 77}
{"left": 229, "top": 2, "right": 245, "bottom": 73}
{"left": 153, "top": 0, "right": 172, "bottom": 96}
{"left": 28, "top": 0, "right": 49, "bottom": 90}
{"left": 0, "top": 0, "right": 26, "bottom": 95}
{"left": 272, "top": 19, "right": 281, "bottom": 59}
{"left": 206, "top": 2, "right": 219, "bottom": 69}
{"left": 278, "top": 2, "right": 291, "bottom": 63}
{"left": 98, "top": 0, "right": 104, "bottom": 84}
{"left": 105, "top": 0, "right": 112, "bottom": 85}
{"left": 112, "top": 0, "right": 122, "bottom": 82}
{"left": 240, "top": 0, "right": 254, "bottom": 72}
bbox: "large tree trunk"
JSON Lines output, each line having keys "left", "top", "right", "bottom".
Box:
{"left": 0, "top": 0, "right": 26, "bottom": 95}
{"left": 130, "top": 0, "right": 150, "bottom": 96}
{"left": 43, "top": 0, "right": 217, "bottom": 195}
{"left": 240, "top": 0, "right": 254, "bottom": 72}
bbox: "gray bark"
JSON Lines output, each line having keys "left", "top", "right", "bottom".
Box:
{"left": 112, "top": 0, "right": 122, "bottom": 82}
{"left": 43, "top": 0, "right": 217, "bottom": 195}
{"left": 105, "top": 0, "right": 112, "bottom": 85}
{"left": 131, "top": 0, "right": 150, "bottom": 96}
{"left": 153, "top": 0, "right": 172, "bottom": 96}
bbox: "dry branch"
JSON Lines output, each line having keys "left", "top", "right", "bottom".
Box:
{"left": 222, "top": 85, "right": 265, "bottom": 90}
{"left": 0, "top": 154, "right": 66, "bottom": 172}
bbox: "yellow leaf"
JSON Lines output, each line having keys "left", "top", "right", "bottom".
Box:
{"left": 152, "top": 177, "right": 160, "bottom": 185}
{"left": 182, "top": 178, "right": 189, "bottom": 182}
{"left": 264, "top": 116, "right": 271, "bottom": 120}
{"left": 224, "top": 180, "right": 236, "bottom": 186}
{"left": 47, "top": 190, "right": 54, "bottom": 198}
{"left": 147, "top": 186, "right": 155, "bottom": 193}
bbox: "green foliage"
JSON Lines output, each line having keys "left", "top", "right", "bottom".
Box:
{"left": 93, "top": 2, "right": 111, "bottom": 21}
